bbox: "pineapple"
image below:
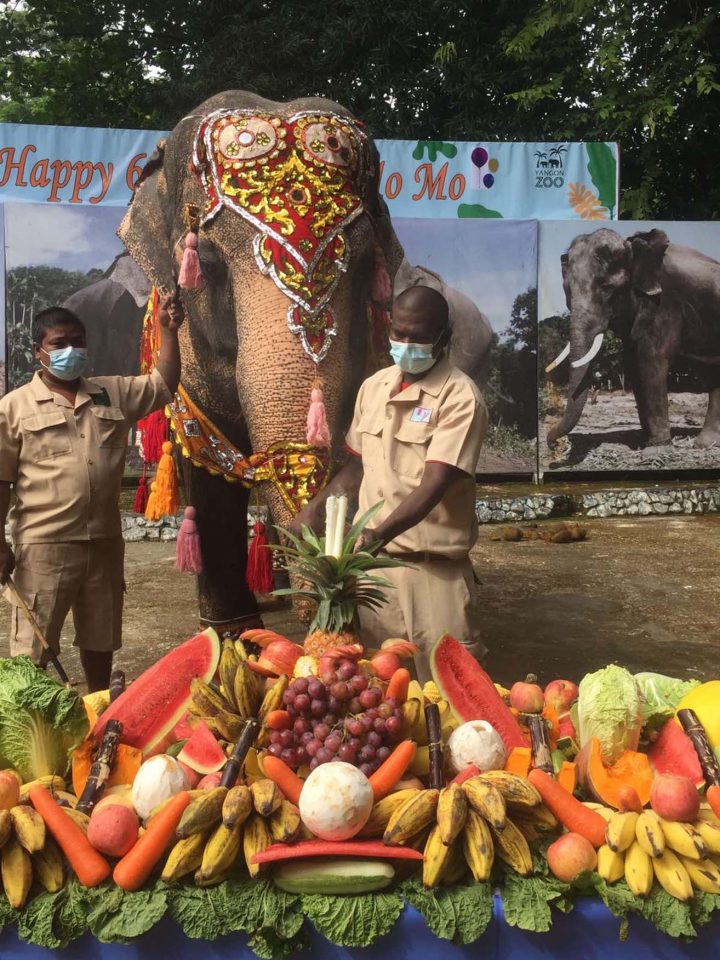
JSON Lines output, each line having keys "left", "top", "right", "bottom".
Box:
{"left": 273, "top": 502, "right": 407, "bottom": 657}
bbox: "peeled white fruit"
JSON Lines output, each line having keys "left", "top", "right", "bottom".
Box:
{"left": 299, "top": 761, "right": 374, "bottom": 840}
{"left": 447, "top": 720, "right": 507, "bottom": 775}
{"left": 131, "top": 754, "right": 189, "bottom": 821}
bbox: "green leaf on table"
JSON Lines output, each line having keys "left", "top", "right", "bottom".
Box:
{"left": 586, "top": 142, "right": 616, "bottom": 216}
{"left": 637, "top": 887, "right": 695, "bottom": 939}
{"left": 401, "top": 877, "right": 493, "bottom": 944}
{"left": 301, "top": 890, "right": 403, "bottom": 947}
{"left": 17, "top": 881, "right": 90, "bottom": 949}
{"left": 86, "top": 882, "right": 168, "bottom": 944}
{"left": 500, "top": 869, "right": 573, "bottom": 933}
{"left": 689, "top": 891, "right": 720, "bottom": 929}
{"left": 0, "top": 887, "right": 17, "bottom": 934}
{"left": 248, "top": 926, "right": 310, "bottom": 960}
{"left": 167, "top": 883, "right": 230, "bottom": 941}
{"left": 223, "top": 878, "right": 304, "bottom": 941}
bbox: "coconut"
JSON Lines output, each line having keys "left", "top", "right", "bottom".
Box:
{"left": 447, "top": 720, "right": 507, "bottom": 776}
{"left": 298, "top": 762, "right": 373, "bottom": 840}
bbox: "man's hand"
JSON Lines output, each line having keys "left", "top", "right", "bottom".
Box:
{"left": 158, "top": 292, "right": 185, "bottom": 331}
{"left": 288, "top": 502, "right": 324, "bottom": 541}
{"left": 353, "top": 528, "right": 381, "bottom": 553}
{"left": 0, "top": 543, "right": 15, "bottom": 584}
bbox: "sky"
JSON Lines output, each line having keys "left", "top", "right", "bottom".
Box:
{"left": 4, "top": 202, "right": 125, "bottom": 273}
{"left": 538, "top": 220, "right": 720, "bottom": 320}
{"left": 393, "top": 217, "right": 537, "bottom": 335}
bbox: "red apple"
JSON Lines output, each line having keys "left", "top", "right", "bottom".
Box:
{"left": 650, "top": 773, "right": 699, "bottom": 822}
{"left": 509, "top": 681, "right": 544, "bottom": 714}
{"left": 546, "top": 832, "right": 597, "bottom": 882}
{"left": 544, "top": 679, "right": 579, "bottom": 714}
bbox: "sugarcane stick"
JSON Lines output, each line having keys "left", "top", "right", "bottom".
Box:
{"left": 424, "top": 703, "right": 444, "bottom": 790}
{"left": 109, "top": 669, "right": 126, "bottom": 703}
{"left": 4, "top": 577, "right": 71, "bottom": 686}
{"left": 221, "top": 718, "right": 260, "bottom": 788}
{"left": 75, "top": 720, "right": 122, "bottom": 815}
{"left": 528, "top": 714, "right": 554, "bottom": 776}
{"left": 677, "top": 708, "right": 720, "bottom": 787}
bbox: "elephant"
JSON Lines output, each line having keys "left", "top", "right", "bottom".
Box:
{"left": 546, "top": 227, "right": 720, "bottom": 449}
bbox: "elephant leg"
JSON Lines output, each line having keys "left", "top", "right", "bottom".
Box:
{"left": 636, "top": 344, "right": 671, "bottom": 446}
{"left": 695, "top": 372, "right": 720, "bottom": 448}
{"left": 182, "top": 460, "right": 263, "bottom": 632}
{"left": 624, "top": 347, "right": 650, "bottom": 434}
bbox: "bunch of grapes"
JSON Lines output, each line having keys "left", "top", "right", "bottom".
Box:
{"left": 266, "top": 658, "right": 403, "bottom": 776}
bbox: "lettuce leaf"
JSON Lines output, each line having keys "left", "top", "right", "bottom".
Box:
{"left": 85, "top": 882, "right": 168, "bottom": 943}
{"left": 167, "top": 883, "right": 230, "bottom": 941}
{"left": 635, "top": 672, "right": 700, "bottom": 731}
{"left": 0, "top": 656, "right": 88, "bottom": 780}
{"left": 301, "top": 891, "right": 403, "bottom": 947}
{"left": 400, "top": 877, "right": 493, "bottom": 944}
{"left": 637, "top": 888, "right": 695, "bottom": 939}
{"left": 577, "top": 664, "right": 643, "bottom": 764}
{"left": 17, "top": 881, "right": 89, "bottom": 949}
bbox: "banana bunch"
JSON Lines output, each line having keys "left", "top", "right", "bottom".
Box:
{"left": 597, "top": 805, "right": 720, "bottom": 899}
{"left": 162, "top": 778, "right": 301, "bottom": 885}
{"left": 366, "top": 771, "right": 543, "bottom": 887}
{"left": 0, "top": 793, "right": 72, "bottom": 908}
{"left": 188, "top": 640, "right": 289, "bottom": 751}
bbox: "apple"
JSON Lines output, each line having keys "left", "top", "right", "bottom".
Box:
{"left": 0, "top": 772, "right": 19, "bottom": 810}
{"left": 650, "top": 774, "right": 700, "bottom": 822}
{"left": 544, "top": 679, "right": 579, "bottom": 714}
{"left": 546, "top": 832, "right": 597, "bottom": 882}
{"left": 509, "top": 681, "right": 544, "bottom": 714}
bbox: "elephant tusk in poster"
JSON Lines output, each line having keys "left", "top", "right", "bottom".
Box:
{"left": 570, "top": 333, "right": 604, "bottom": 368}
{"left": 545, "top": 342, "right": 570, "bottom": 373}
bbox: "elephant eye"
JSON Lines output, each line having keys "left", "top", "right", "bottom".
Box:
{"left": 196, "top": 240, "right": 226, "bottom": 281}
{"left": 299, "top": 119, "right": 358, "bottom": 170}
{"left": 215, "top": 116, "right": 284, "bottom": 165}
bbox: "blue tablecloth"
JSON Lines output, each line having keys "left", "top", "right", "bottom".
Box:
{"left": 0, "top": 896, "right": 717, "bottom": 959}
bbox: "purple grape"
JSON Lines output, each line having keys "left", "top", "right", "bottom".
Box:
{"left": 331, "top": 681, "right": 351, "bottom": 702}
{"left": 338, "top": 743, "right": 356, "bottom": 762}
{"left": 323, "top": 713, "right": 337, "bottom": 727}
{"left": 305, "top": 739, "right": 320, "bottom": 757}
{"left": 316, "top": 747, "right": 332, "bottom": 764}
{"left": 270, "top": 730, "right": 283, "bottom": 744}
{"left": 359, "top": 762, "right": 373, "bottom": 777}
{"left": 282, "top": 689, "right": 295, "bottom": 706}
{"left": 309, "top": 757, "right": 319, "bottom": 770}
{"left": 385, "top": 697, "right": 399, "bottom": 709}
{"left": 295, "top": 693, "right": 311, "bottom": 713}
{"left": 308, "top": 678, "right": 326, "bottom": 699}
{"left": 359, "top": 689, "right": 376, "bottom": 710}
{"left": 349, "top": 736, "right": 362, "bottom": 751}
{"left": 376, "top": 745, "right": 391, "bottom": 762}
{"left": 369, "top": 686, "right": 383, "bottom": 706}
{"left": 294, "top": 718, "right": 310, "bottom": 735}
{"left": 310, "top": 699, "right": 326, "bottom": 717}
{"left": 327, "top": 698, "right": 342, "bottom": 716}
{"left": 337, "top": 660, "right": 357, "bottom": 681}
{"left": 347, "top": 719, "right": 364, "bottom": 737}
{"left": 349, "top": 697, "right": 363, "bottom": 714}
{"left": 296, "top": 746, "right": 307, "bottom": 765}
{"left": 314, "top": 723, "right": 330, "bottom": 742}
{"left": 321, "top": 670, "right": 337, "bottom": 686}
{"left": 366, "top": 708, "right": 379, "bottom": 721}
{"left": 325, "top": 735, "right": 341, "bottom": 754}
{"left": 360, "top": 714, "right": 374, "bottom": 732}
{"left": 281, "top": 747, "right": 298, "bottom": 767}
{"left": 378, "top": 702, "right": 393, "bottom": 719}
{"left": 359, "top": 744, "right": 376, "bottom": 762}
{"left": 367, "top": 731, "right": 382, "bottom": 748}
{"left": 386, "top": 715, "right": 402, "bottom": 736}
{"left": 373, "top": 717, "right": 386, "bottom": 734}
{"left": 300, "top": 730, "right": 315, "bottom": 745}
{"left": 286, "top": 704, "right": 298, "bottom": 719}
{"left": 268, "top": 743, "right": 283, "bottom": 758}
{"left": 351, "top": 675, "right": 369, "bottom": 694}
{"left": 293, "top": 677, "right": 309, "bottom": 694}
{"left": 280, "top": 729, "right": 295, "bottom": 747}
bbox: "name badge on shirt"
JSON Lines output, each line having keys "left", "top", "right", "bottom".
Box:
{"left": 91, "top": 389, "right": 111, "bottom": 407}
{"left": 410, "top": 406, "right": 432, "bottom": 423}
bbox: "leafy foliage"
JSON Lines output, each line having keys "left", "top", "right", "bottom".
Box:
{"left": 301, "top": 890, "right": 403, "bottom": 947}
{"left": 400, "top": 877, "right": 493, "bottom": 944}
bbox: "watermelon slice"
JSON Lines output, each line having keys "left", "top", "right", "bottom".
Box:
{"left": 430, "top": 634, "right": 526, "bottom": 750}
{"left": 178, "top": 718, "right": 227, "bottom": 774}
{"left": 647, "top": 718, "right": 704, "bottom": 787}
{"left": 173, "top": 712, "right": 196, "bottom": 741}
{"left": 92, "top": 628, "right": 221, "bottom": 756}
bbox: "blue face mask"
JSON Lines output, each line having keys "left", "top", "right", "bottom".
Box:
{"left": 41, "top": 346, "right": 89, "bottom": 381}
{"left": 388, "top": 337, "right": 442, "bottom": 374}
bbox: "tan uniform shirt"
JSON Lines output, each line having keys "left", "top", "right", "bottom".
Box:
{"left": 0, "top": 369, "right": 171, "bottom": 543}
{"left": 345, "top": 356, "right": 487, "bottom": 558}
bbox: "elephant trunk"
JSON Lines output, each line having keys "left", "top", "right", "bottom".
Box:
{"left": 547, "top": 320, "right": 605, "bottom": 444}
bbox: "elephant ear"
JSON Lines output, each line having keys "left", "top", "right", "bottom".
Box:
{"left": 630, "top": 229, "right": 669, "bottom": 298}
{"left": 117, "top": 164, "right": 175, "bottom": 295}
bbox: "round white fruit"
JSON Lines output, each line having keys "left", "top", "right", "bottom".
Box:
{"left": 131, "top": 754, "right": 189, "bottom": 821}
{"left": 298, "top": 762, "right": 374, "bottom": 841}
{"left": 447, "top": 720, "right": 507, "bottom": 775}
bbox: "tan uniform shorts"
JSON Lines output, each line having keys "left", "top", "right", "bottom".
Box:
{"left": 357, "top": 557, "right": 486, "bottom": 684}
{"left": 8, "top": 538, "right": 125, "bottom": 664}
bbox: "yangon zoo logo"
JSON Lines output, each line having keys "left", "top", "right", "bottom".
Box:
{"left": 534, "top": 144, "right": 567, "bottom": 188}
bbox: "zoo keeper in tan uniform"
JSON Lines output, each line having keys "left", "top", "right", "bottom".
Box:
{"left": 0, "top": 299, "right": 183, "bottom": 691}
{"left": 293, "top": 285, "right": 487, "bottom": 682}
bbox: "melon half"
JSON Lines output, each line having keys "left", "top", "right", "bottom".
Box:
{"left": 92, "top": 628, "right": 221, "bottom": 756}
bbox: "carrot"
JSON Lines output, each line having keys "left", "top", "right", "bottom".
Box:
{"left": 113, "top": 790, "right": 190, "bottom": 891}
{"left": 527, "top": 768, "right": 606, "bottom": 847}
{"left": 368, "top": 739, "right": 417, "bottom": 802}
{"left": 265, "top": 710, "right": 292, "bottom": 731}
{"left": 29, "top": 785, "right": 110, "bottom": 887}
{"left": 707, "top": 785, "right": 720, "bottom": 820}
{"left": 262, "top": 755, "right": 303, "bottom": 805}
{"left": 385, "top": 668, "right": 411, "bottom": 704}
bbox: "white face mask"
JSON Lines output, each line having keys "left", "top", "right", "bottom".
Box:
{"left": 388, "top": 332, "right": 445, "bottom": 374}
{"left": 41, "top": 345, "right": 88, "bottom": 381}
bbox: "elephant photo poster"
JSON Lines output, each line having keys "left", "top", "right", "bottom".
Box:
{"left": 394, "top": 217, "right": 538, "bottom": 475}
{"left": 539, "top": 220, "right": 720, "bottom": 473}
{"left": 3, "top": 201, "right": 145, "bottom": 393}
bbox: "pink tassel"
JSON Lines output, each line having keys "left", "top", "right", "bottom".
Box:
{"left": 371, "top": 245, "right": 392, "bottom": 303}
{"left": 307, "top": 385, "right": 331, "bottom": 447}
{"left": 176, "top": 505, "right": 203, "bottom": 572}
{"left": 246, "top": 521, "right": 274, "bottom": 594}
{"left": 178, "top": 231, "right": 204, "bottom": 289}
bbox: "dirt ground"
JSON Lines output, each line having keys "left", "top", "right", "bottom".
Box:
{"left": 2, "top": 514, "right": 718, "bottom": 692}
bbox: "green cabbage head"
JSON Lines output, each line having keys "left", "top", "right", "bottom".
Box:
{"left": 0, "top": 656, "right": 89, "bottom": 781}
{"left": 577, "top": 664, "right": 643, "bottom": 765}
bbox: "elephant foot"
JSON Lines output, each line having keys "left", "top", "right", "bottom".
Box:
{"left": 694, "top": 429, "right": 720, "bottom": 449}
{"left": 644, "top": 433, "right": 672, "bottom": 449}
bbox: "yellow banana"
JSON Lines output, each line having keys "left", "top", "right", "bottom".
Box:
{"left": 384, "top": 789, "right": 440, "bottom": 846}
{"left": 359, "top": 789, "right": 420, "bottom": 838}
{"left": 399, "top": 699, "right": 422, "bottom": 740}
{"left": 409, "top": 746, "right": 430, "bottom": 778}
{"left": 18, "top": 776, "right": 65, "bottom": 803}
{"left": 477, "top": 771, "right": 541, "bottom": 809}
{"left": 583, "top": 802, "right": 613, "bottom": 823}
{"left": 406, "top": 680, "right": 424, "bottom": 702}
{"left": 681, "top": 855, "right": 720, "bottom": 894}
{"left": 422, "top": 680, "right": 441, "bottom": 703}
{"left": 219, "top": 642, "right": 242, "bottom": 710}
{"left": 524, "top": 803, "right": 559, "bottom": 833}
{"left": 63, "top": 807, "right": 90, "bottom": 835}
{"left": 422, "top": 824, "right": 454, "bottom": 888}
{"left": 0, "top": 810, "right": 12, "bottom": 848}
{"left": 234, "top": 639, "right": 249, "bottom": 661}
{"left": 462, "top": 808, "right": 494, "bottom": 881}
{"left": 489, "top": 818, "right": 532, "bottom": 876}
{"left": 234, "top": 664, "right": 263, "bottom": 720}
{"left": 694, "top": 818, "right": 720, "bottom": 855}
{"left": 32, "top": 836, "right": 65, "bottom": 893}
{"left": 440, "top": 840, "right": 467, "bottom": 885}
{"left": 177, "top": 787, "right": 227, "bottom": 839}
{"left": 190, "top": 678, "right": 234, "bottom": 717}
{"left": 697, "top": 806, "right": 720, "bottom": 826}
{"left": 213, "top": 708, "right": 246, "bottom": 743}
{"left": 198, "top": 821, "right": 243, "bottom": 882}
{"left": 222, "top": 785, "right": 254, "bottom": 830}
{"left": 653, "top": 848, "right": 693, "bottom": 901}
{"left": 251, "top": 779, "right": 282, "bottom": 817}
{"left": 258, "top": 675, "right": 289, "bottom": 724}
{"left": 437, "top": 700, "right": 459, "bottom": 740}
{"left": 635, "top": 811, "right": 665, "bottom": 858}
{"left": 462, "top": 779, "right": 507, "bottom": 831}
{"left": 243, "top": 748, "right": 265, "bottom": 785}
{"left": 605, "top": 811, "right": 639, "bottom": 854}
{"left": 659, "top": 820, "right": 708, "bottom": 860}
{"left": 437, "top": 784, "right": 468, "bottom": 846}
{"left": 194, "top": 867, "right": 234, "bottom": 887}
{"left": 597, "top": 844, "right": 625, "bottom": 883}
{"left": 512, "top": 816, "right": 541, "bottom": 845}
{"left": 10, "top": 805, "right": 46, "bottom": 854}
{"left": 162, "top": 832, "right": 209, "bottom": 882}
{"left": 2, "top": 839, "right": 32, "bottom": 909}
{"left": 268, "top": 801, "right": 301, "bottom": 843}
{"left": 624, "top": 841, "right": 654, "bottom": 897}
{"left": 243, "top": 813, "right": 272, "bottom": 878}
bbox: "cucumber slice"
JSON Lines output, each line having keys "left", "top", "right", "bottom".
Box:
{"left": 273, "top": 857, "right": 395, "bottom": 894}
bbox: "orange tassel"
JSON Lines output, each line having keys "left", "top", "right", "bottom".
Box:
{"left": 149, "top": 441, "right": 179, "bottom": 517}
{"left": 144, "top": 481, "right": 160, "bottom": 521}
{"left": 246, "top": 521, "right": 274, "bottom": 594}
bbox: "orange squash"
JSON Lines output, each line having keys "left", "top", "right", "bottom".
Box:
{"left": 72, "top": 739, "right": 142, "bottom": 797}
{"left": 505, "top": 746, "right": 532, "bottom": 777}
{"left": 577, "top": 737, "right": 653, "bottom": 809}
